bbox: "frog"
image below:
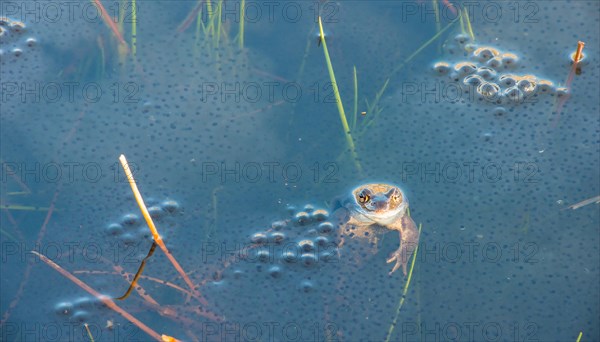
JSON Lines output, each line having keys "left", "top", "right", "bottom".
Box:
{"left": 331, "top": 183, "right": 420, "bottom": 276}
{"left": 194, "top": 183, "right": 420, "bottom": 338}
{"left": 211, "top": 183, "right": 419, "bottom": 286}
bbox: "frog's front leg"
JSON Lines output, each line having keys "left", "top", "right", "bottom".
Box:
{"left": 386, "top": 215, "right": 419, "bottom": 276}
{"left": 331, "top": 206, "right": 363, "bottom": 252}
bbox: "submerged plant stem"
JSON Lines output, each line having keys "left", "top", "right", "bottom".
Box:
{"left": 0, "top": 204, "right": 54, "bottom": 211}
{"left": 118, "top": 155, "right": 205, "bottom": 305}
{"left": 84, "top": 323, "right": 95, "bottom": 342}
{"left": 115, "top": 242, "right": 157, "bottom": 300}
{"left": 90, "top": 0, "right": 128, "bottom": 50}
{"left": 32, "top": 251, "right": 164, "bottom": 341}
{"left": 552, "top": 40, "right": 586, "bottom": 127}
{"left": 391, "top": 18, "right": 458, "bottom": 76}
{"left": 177, "top": 0, "right": 205, "bottom": 33}
{"left": 361, "top": 78, "right": 390, "bottom": 134}
{"left": 568, "top": 195, "right": 600, "bottom": 210}
{"left": 575, "top": 42, "right": 585, "bottom": 61}
{"left": 294, "top": 24, "right": 316, "bottom": 84}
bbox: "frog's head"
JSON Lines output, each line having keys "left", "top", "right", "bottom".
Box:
{"left": 352, "top": 183, "right": 408, "bottom": 219}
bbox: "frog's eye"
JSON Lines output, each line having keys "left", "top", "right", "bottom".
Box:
{"left": 358, "top": 192, "right": 370, "bottom": 203}
{"left": 387, "top": 188, "right": 402, "bottom": 202}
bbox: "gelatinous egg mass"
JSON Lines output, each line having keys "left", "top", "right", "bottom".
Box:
{"left": 434, "top": 42, "right": 561, "bottom": 108}
{"left": 0, "top": 17, "right": 37, "bottom": 64}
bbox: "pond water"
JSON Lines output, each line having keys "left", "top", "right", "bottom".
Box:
{"left": 1, "top": 1, "right": 599, "bottom": 341}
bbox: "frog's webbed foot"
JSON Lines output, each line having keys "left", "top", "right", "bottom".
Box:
{"left": 386, "top": 246, "right": 410, "bottom": 276}
{"left": 386, "top": 215, "right": 419, "bottom": 276}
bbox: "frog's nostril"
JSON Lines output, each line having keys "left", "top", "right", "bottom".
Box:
{"left": 374, "top": 201, "right": 386, "bottom": 209}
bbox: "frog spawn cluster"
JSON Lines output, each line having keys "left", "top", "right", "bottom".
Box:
{"left": 230, "top": 204, "right": 339, "bottom": 292}
{"left": 51, "top": 199, "right": 182, "bottom": 322}
{"left": 0, "top": 17, "right": 37, "bottom": 60}
{"left": 104, "top": 199, "right": 182, "bottom": 245}
{"left": 433, "top": 44, "right": 565, "bottom": 107}
{"left": 54, "top": 297, "right": 107, "bottom": 324}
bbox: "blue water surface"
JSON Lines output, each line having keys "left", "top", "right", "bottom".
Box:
{"left": 1, "top": 1, "right": 598, "bottom": 341}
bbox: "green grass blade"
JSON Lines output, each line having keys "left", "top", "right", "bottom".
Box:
{"left": 0, "top": 228, "right": 19, "bottom": 243}
{"left": 206, "top": 186, "right": 223, "bottom": 239}
{"left": 294, "top": 28, "right": 314, "bottom": 82}
{"left": 2, "top": 205, "right": 55, "bottom": 211}
{"left": 214, "top": 0, "right": 223, "bottom": 49}
{"left": 385, "top": 222, "right": 422, "bottom": 342}
{"left": 194, "top": 6, "right": 203, "bottom": 56}
{"left": 131, "top": 0, "right": 137, "bottom": 56}
{"left": 433, "top": 0, "right": 442, "bottom": 52}
{"left": 318, "top": 17, "right": 362, "bottom": 174}
{"left": 238, "top": 0, "right": 245, "bottom": 48}
{"left": 358, "top": 78, "right": 389, "bottom": 136}
{"left": 97, "top": 37, "right": 106, "bottom": 78}
{"left": 391, "top": 18, "right": 459, "bottom": 76}
{"left": 463, "top": 7, "right": 475, "bottom": 41}
{"left": 205, "top": 0, "right": 215, "bottom": 40}
{"left": 352, "top": 66, "right": 358, "bottom": 130}
{"left": 366, "top": 78, "right": 389, "bottom": 118}
{"left": 84, "top": 323, "right": 95, "bottom": 342}
{"left": 459, "top": 9, "right": 465, "bottom": 34}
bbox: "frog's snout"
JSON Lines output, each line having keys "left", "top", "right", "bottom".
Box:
{"left": 371, "top": 199, "right": 389, "bottom": 212}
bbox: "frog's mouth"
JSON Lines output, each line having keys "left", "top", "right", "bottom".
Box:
{"left": 364, "top": 207, "right": 402, "bottom": 220}
{"left": 361, "top": 201, "right": 408, "bottom": 222}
